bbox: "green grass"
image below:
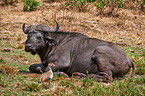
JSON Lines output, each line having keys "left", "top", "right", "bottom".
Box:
{"left": 0, "top": 73, "right": 144, "bottom": 95}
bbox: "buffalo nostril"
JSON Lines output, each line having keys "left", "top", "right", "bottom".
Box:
{"left": 25, "top": 44, "right": 34, "bottom": 52}
{"left": 25, "top": 44, "right": 33, "bottom": 48}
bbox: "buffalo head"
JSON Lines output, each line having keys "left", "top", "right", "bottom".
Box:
{"left": 22, "top": 20, "right": 59, "bottom": 55}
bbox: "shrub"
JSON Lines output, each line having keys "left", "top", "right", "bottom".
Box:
{"left": 61, "top": 0, "right": 144, "bottom": 14}
{"left": 94, "top": 0, "right": 124, "bottom": 16}
{"left": 64, "top": 0, "right": 88, "bottom": 11}
{"left": 1, "top": 0, "right": 18, "bottom": 5}
{"left": 62, "top": 0, "right": 97, "bottom": 12}
{"left": 93, "top": 0, "right": 144, "bottom": 16}
{"left": 22, "top": 0, "right": 40, "bottom": 11}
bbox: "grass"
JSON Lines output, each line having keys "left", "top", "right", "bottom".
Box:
{"left": 0, "top": 0, "right": 144, "bottom": 95}
{"left": 0, "top": 73, "right": 144, "bottom": 95}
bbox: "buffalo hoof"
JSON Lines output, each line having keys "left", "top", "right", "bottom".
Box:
{"left": 88, "top": 73, "right": 112, "bottom": 82}
{"left": 88, "top": 74, "right": 103, "bottom": 81}
{"left": 54, "top": 71, "right": 69, "bottom": 78}
{"left": 72, "top": 72, "right": 87, "bottom": 78}
{"left": 29, "top": 63, "right": 46, "bottom": 73}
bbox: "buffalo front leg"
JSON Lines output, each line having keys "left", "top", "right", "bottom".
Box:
{"left": 29, "top": 63, "right": 46, "bottom": 73}
{"left": 54, "top": 71, "right": 69, "bottom": 78}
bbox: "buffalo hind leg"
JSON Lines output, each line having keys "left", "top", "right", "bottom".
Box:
{"left": 88, "top": 74, "right": 104, "bottom": 81}
{"left": 89, "top": 72, "right": 112, "bottom": 82}
{"left": 89, "top": 70, "right": 113, "bottom": 82}
{"left": 92, "top": 54, "right": 114, "bottom": 82}
{"left": 99, "top": 71, "right": 113, "bottom": 82}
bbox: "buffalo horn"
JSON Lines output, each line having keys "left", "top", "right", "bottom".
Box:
{"left": 23, "top": 23, "right": 27, "bottom": 34}
{"left": 43, "top": 20, "right": 59, "bottom": 32}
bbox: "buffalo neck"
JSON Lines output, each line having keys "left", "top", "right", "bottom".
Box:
{"left": 37, "top": 46, "right": 47, "bottom": 62}
{"left": 38, "top": 32, "right": 70, "bottom": 65}
{"left": 37, "top": 33, "right": 62, "bottom": 64}
{"left": 47, "top": 32, "right": 70, "bottom": 46}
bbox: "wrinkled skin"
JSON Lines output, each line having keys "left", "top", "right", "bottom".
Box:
{"left": 23, "top": 22, "right": 135, "bottom": 82}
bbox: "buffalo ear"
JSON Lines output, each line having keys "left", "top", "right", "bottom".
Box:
{"left": 45, "top": 36, "right": 57, "bottom": 46}
{"left": 22, "top": 23, "right": 27, "bottom": 34}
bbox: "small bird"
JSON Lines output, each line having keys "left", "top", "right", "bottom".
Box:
{"left": 38, "top": 62, "right": 55, "bottom": 89}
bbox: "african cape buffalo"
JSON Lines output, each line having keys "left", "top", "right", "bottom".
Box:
{"left": 22, "top": 20, "right": 135, "bottom": 82}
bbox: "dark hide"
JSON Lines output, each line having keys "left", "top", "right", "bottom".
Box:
{"left": 23, "top": 22, "right": 135, "bottom": 82}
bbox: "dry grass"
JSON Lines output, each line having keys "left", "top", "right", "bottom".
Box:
{"left": 0, "top": 65, "right": 19, "bottom": 75}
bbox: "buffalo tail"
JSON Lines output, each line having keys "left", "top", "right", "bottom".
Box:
{"left": 129, "top": 59, "right": 135, "bottom": 77}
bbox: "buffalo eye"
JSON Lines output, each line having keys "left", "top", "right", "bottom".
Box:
{"left": 36, "top": 36, "right": 41, "bottom": 40}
